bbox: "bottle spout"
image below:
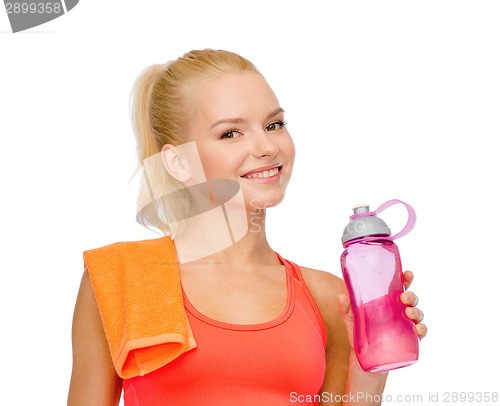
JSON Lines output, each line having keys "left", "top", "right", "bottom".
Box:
{"left": 352, "top": 204, "right": 370, "bottom": 215}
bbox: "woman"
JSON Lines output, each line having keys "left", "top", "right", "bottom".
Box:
{"left": 68, "top": 49, "right": 426, "bottom": 405}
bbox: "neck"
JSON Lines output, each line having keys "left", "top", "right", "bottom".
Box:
{"left": 173, "top": 207, "right": 278, "bottom": 266}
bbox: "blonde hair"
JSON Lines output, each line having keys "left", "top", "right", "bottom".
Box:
{"left": 129, "top": 49, "right": 259, "bottom": 236}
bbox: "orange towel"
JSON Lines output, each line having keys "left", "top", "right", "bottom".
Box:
{"left": 83, "top": 236, "right": 197, "bottom": 379}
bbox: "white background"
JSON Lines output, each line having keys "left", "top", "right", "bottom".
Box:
{"left": 1, "top": 1, "right": 499, "bottom": 404}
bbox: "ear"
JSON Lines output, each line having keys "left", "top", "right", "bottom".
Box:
{"left": 160, "top": 144, "right": 192, "bottom": 183}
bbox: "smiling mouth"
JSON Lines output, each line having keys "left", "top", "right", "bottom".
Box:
{"left": 242, "top": 165, "right": 282, "bottom": 179}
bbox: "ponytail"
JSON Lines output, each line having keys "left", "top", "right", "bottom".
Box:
{"left": 129, "top": 63, "right": 170, "bottom": 181}
{"left": 129, "top": 62, "right": 185, "bottom": 236}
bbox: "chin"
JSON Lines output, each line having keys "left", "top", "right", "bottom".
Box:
{"left": 244, "top": 191, "right": 287, "bottom": 211}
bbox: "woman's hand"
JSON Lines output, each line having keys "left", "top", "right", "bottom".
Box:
{"left": 401, "top": 270, "right": 427, "bottom": 340}
{"left": 339, "top": 270, "right": 427, "bottom": 348}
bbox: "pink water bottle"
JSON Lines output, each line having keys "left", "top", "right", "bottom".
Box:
{"left": 340, "top": 199, "right": 419, "bottom": 372}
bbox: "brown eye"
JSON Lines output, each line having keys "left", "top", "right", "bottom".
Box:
{"left": 266, "top": 120, "right": 286, "bottom": 132}
{"left": 220, "top": 130, "right": 241, "bottom": 139}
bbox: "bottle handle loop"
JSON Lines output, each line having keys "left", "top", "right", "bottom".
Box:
{"left": 374, "top": 199, "right": 416, "bottom": 241}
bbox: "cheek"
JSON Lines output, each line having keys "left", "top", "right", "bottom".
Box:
{"left": 197, "top": 144, "right": 244, "bottom": 178}
{"left": 281, "top": 133, "right": 296, "bottom": 165}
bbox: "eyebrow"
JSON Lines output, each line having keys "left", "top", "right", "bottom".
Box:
{"left": 209, "top": 107, "right": 285, "bottom": 130}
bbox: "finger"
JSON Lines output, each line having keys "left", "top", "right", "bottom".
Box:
{"left": 401, "top": 291, "right": 419, "bottom": 307}
{"left": 403, "top": 270, "right": 414, "bottom": 290}
{"left": 405, "top": 306, "right": 424, "bottom": 323}
{"left": 415, "top": 323, "right": 428, "bottom": 340}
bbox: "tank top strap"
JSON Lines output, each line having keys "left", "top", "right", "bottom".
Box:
{"left": 275, "top": 252, "right": 305, "bottom": 284}
{"left": 275, "top": 252, "right": 327, "bottom": 347}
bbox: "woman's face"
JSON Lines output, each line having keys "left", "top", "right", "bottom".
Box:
{"left": 187, "top": 71, "right": 295, "bottom": 210}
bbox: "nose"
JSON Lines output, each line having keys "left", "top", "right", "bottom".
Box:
{"left": 251, "top": 130, "right": 279, "bottom": 159}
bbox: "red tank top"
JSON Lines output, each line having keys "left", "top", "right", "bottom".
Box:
{"left": 122, "top": 254, "right": 327, "bottom": 405}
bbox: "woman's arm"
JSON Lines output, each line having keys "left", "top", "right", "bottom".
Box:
{"left": 300, "top": 268, "right": 351, "bottom": 402}
{"left": 68, "top": 269, "right": 122, "bottom": 406}
{"left": 301, "top": 268, "right": 426, "bottom": 406}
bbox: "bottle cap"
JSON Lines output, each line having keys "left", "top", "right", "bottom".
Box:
{"left": 341, "top": 204, "right": 391, "bottom": 244}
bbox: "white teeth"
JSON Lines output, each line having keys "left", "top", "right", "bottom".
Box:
{"left": 244, "top": 167, "right": 279, "bottom": 179}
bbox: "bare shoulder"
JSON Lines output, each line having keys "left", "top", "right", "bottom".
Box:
{"left": 299, "top": 266, "right": 347, "bottom": 314}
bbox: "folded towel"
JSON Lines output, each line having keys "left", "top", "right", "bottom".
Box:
{"left": 83, "top": 236, "right": 197, "bottom": 379}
